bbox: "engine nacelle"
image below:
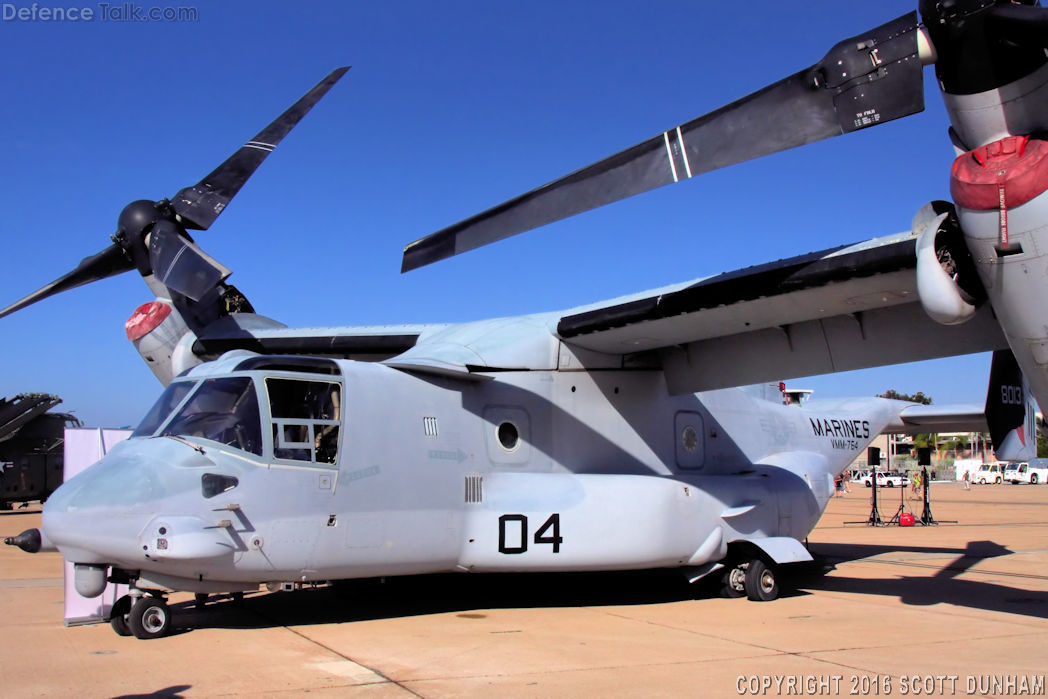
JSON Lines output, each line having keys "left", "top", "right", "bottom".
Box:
{"left": 126, "top": 299, "right": 201, "bottom": 385}
{"left": 913, "top": 203, "right": 985, "bottom": 326}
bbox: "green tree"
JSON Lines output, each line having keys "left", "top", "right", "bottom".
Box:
{"left": 878, "top": 389, "right": 932, "bottom": 404}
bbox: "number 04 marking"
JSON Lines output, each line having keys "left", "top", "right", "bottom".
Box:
{"left": 497, "top": 513, "right": 563, "bottom": 554}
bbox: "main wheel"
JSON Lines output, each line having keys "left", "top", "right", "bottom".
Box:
{"left": 886, "top": 481, "right": 894, "bottom": 487}
{"left": 128, "top": 597, "right": 171, "bottom": 640}
{"left": 719, "top": 564, "right": 746, "bottom": 598}
{"left": 996, "top": 477, "right": 1002, "bottom": 484}
{"left": 744, "top": 559, "right": 779, "bottom": 602}
{"left": 109, "top": 595, "right": 133, "bottom": 637}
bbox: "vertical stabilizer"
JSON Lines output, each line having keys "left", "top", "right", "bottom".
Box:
{"left": 985, "top": 350, "right": 1038, "bottom": 462}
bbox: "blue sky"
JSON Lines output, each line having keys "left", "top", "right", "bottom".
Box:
{"left": 0, "top": 0, "right": 990, "bottom": 427}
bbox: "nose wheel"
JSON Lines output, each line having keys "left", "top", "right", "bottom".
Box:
{"left": 110, "top": 594, "right": 172, "bottom": 639}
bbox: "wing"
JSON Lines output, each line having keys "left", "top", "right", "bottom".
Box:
{"left": 191, "top": 321, "right": 440, "bottom": 362}
{"left": 556, "top": 232, "right": 1007, "bottom": 394}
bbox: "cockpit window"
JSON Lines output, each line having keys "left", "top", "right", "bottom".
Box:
{"left": 161, "top": 377, "right": 263, "bottom": 456}
{"left": 266, "top": 378, "right": 341, "bottom": 464}
{"left": 132, "top": 380, "right": 197, "bottom": 438}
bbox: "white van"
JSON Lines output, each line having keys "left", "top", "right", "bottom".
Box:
{"left": 1004, "top": 463, "right": 1021, "bottom": 482}
{"left": 975, "top": 463, "right": 1005, "bottom": 484}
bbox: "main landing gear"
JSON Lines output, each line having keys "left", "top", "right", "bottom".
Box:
{"left": 109, "top": 592, "right": 172, "bottom": 639}
{"left": 719, "top": 557, "right": 780, "bottom": 602}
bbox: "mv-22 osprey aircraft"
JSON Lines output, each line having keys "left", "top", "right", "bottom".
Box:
{"left": 3, "top": 0, "right": 1047, "bottom": 639}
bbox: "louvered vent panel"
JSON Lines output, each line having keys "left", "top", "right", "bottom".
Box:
{"left": 464, "top": 475, "right": 483, "bottom": 503}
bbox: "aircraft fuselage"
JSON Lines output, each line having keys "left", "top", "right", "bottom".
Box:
{"left": 43, "top": 348, "right": 902, "bottom": 596}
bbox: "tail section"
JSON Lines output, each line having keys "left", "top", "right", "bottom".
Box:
{"left": 985, "top": 349, "right": 1038, "bottom": 462}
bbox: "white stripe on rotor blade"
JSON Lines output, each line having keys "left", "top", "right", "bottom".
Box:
{"left": 244, "top": 141, "right": 276, "bottom": 151}
{"left": 663, "top": 131, "right": 679, "bottom": 183}
{"left": 676, "top": 126, "right": 693, "bottom": 178}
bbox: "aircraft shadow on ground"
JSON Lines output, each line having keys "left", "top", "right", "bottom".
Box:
{"left": 174, "top": 539, "right": 1048, "bottom": 632}
{"left": 800, "top": 540, "right": 1048, "bottom": 620}
{"left": 112, "top": 686, "right": 191, "bottom": 699}
{"left": 174, "top": 568, "right": 721, "bottom": 632}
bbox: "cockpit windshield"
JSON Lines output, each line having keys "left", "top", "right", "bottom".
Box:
{"left": 160, "top": 377, "right": 263, "bottom": 456}
{"left": 132, "top": 380, "right": 197, "bottom": 438}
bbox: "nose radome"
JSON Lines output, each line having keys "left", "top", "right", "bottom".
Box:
{"left": 41, "top": 439, "right": 217, "bottom": 566}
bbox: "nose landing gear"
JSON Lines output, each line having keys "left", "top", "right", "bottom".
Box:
{"left": 109, "top": 592, "right": 172, "bottom": 639}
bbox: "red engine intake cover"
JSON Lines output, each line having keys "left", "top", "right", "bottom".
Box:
{"left": 951, "top": 135, "right": 1048, "bottom": 211}
{"left": 125, "top": 301, "right": 171, "bottom": 341}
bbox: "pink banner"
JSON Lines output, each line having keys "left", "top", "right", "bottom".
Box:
{"left": 62, "top": 428, "right": 132, "bottom": 626}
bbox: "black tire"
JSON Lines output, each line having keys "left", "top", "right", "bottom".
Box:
{"left": 719, "top": 564, "right": 746, "bottom": 598}
{"left": 886, "top": 481, "right": 894, "bottom": 488}
{"left": 109, "top": 595, "right": 133, "bottom": 637}
{"left": 864, "top": 482, "right": 872, "bottom": 488}
{"left": 128, "top": 597, "right": 171, "bottom": 640}
{"left": 1032, "top": 474, "right": 1039, "bottom": 485}
{"left": 744, "top": 559, "right": 779, "bottom": 602}
{"left": 996, "top": 477, "right": 1002, "bottom": 484}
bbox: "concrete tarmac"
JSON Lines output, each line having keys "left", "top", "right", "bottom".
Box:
{"left": 1, "top": 481, "right": 1046, "bottom": 698}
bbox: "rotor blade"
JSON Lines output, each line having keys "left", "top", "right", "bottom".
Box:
{"left": 0, "top": 243, "right": 133, "bottom": 320}
{"left": 402, "top": 13, "right": 923, "bottom": 272}
{"left": 172, "top": 66, "right": 350, "bottom": 230}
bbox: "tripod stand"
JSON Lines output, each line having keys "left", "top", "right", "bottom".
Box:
{"left": 866, "top": 476, "right": 884, "bottom": 525}
{"left": 918, "top": 466, "right": 956, "bottom": 525}
{"left": 845, "top": 448, "right": 885, "bottom": 526}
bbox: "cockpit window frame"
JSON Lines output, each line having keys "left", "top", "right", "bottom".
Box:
{"left": 263, "top": 374, "right": 343, "bottom": 469}
{"left": 134, "top": 367, "right": 345, "bottom": 468}
{"left": 159, "top": 375, "right": 265, "bottom": 457}
{"left": 132, "top": 379, "right": 199, "bottom": 439}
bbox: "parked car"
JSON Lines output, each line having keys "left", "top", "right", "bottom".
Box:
{"left": 851, "top": 469, "right": 870, "bottom": 483}
{"left": 975, "top": 463, "right": 1005, "bottom": 484}
{"left": 862, "top": 471, "right": 910, "bottom": 488}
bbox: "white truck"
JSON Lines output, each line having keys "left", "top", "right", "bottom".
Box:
{"left": 1005, "top": 461, "right": 1048, "bottom": 484}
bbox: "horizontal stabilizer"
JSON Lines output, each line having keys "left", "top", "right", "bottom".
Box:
{"left": 896, "top": 404, "right": 987, "bottom": 434}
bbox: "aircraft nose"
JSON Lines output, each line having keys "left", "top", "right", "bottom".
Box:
{"left": 41, "top": 440, "right": 216, "bottom": 565}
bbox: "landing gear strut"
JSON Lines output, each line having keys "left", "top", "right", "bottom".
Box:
{"left": 720, "top": 563, "right": 746, "bottom": 598}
